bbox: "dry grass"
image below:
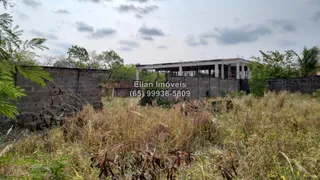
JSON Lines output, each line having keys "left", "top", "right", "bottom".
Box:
{"left": 1, "top": 92, "right": 320, "bottom": 179}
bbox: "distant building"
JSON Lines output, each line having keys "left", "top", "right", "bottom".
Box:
{"left": 136, "top": 58, "right": 251, "bottom": 99}
{"left": 136, "top": 58, "right": 250, "bottom": 80}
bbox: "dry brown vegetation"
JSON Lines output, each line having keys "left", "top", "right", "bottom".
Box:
{"left": 1, "top": 92, "right": 320, "bottom": 179}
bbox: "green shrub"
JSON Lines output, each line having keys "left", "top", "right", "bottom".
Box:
{"left": 312, "top": 89, "right": 320, "bottom": 98}
{"left": 220, "top": 89, "right": 227, "bottom": 97}
{"left": 229, "top": 90, "right": 246, "bottom": 98}
{"left": 0, "top": 153, "right": 72, "bottom": 180}
{"left": 29, "top": 155, "right": 71, "bottom": 180}
{"left": 248, "top": 50, "right": 300, "bottom": 97}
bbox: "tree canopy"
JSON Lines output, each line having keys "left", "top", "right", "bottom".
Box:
{"left": 293, "top": 46, "right": 320, "bottom": 77}
{"left": 53, "top": 46, "right": 124, "bottom": 70}
{"left": 51, "top": 45, "right": 164, "bottom": 83}
{"left": 97, "top": 50, "right": 124, "bottom": 70}
{"left": 249, "top": 47, "right": 320, "bottom": 96}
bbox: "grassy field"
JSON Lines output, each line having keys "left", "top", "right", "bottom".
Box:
{"left": 1, "top": 92, "right": 320, "bottom": 179}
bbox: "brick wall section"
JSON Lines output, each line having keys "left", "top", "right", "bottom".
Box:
{"left": 1, "top": 66, "right": 107, "bottom": 123}
{"left": 268, "top": 76, "right": 320, "bottom": 94}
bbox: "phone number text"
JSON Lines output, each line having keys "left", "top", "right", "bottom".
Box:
{"left": 130, "top": 89, "right": 191, "bottom": 98}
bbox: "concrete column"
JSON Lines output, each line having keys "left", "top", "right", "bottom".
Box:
{"left": 241, "top": 62, "right": 245, "bottom": 79}
{"left": 228, "top": 64, "right": 231, "bottom": 79}
{"left": 178, "top": 66, "right": 183, "bottom": 76}
{"left": 215, "top": 64, "right": 219, "bottom": 78}
{"left": 136, "top": 69, "right": 140, "bottom": 80}
{"left": 236, "top": 62, "right": 240, "bottom": 79}
{"left": 221, "top": 64, "right": 224, "bottom": 79}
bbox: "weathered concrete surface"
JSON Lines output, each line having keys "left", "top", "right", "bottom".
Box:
{"left": 268, "top": 76, "right": 320, "bottom": 94}
{"left": 166, "top": 76, "right": 241, "bottom": 100}
{"left": 0, "top": 66, "right": 108, "bottom": 132}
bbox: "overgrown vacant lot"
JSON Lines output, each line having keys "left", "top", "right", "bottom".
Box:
{"left": 1, "top": 92, "right": 320, "bottom": 179}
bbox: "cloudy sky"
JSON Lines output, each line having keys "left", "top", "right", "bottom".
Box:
{"left": 2, "top": 0, "right": 320, "bottom": 65}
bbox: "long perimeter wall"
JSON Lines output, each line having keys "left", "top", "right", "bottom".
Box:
{"left": 167, "top": 76, "right": 243, "bottom": 99}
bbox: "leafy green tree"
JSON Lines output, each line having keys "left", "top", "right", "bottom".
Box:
{"left": 248, "top": 61, "right": 269, "bottom": 97}
{"left": 52, "top": 45, "right": 165, "bottom": 84}
{"left": 290, "top": 46, "right": 320, "bottom": 77}
{"left": 139, "top": 69, "right": 166, "bottom": 84}
{"left": 53, "top": 45, "right": 91, "bottom": 68}
{"left": 52, "top": 47, "right": 128, "bottom": 84}
{"left": 106, "top": 64, "right": 166, "bottom": 83}
{"left": 0, "top": 2, "right": 53, "bottom": 119}
{"left": 110, "top": 64, "right": 136, "bottom": 82}
{"left": 88, "top": 51, "right": 101, "bottom": 69}
{"left": 97, "top": 50, "right": 124, "bottom": 70}
{"left": 66, "top": 45, "right": 90, "bottom": 68}
{"left": 249, "top": 50, "right": 299, "bottom": 96}
{"left": 53, "top": 47, "right": 123, "bottom": 71}
{"left": 96, "top": 50, "right": 126, "bottom": 82}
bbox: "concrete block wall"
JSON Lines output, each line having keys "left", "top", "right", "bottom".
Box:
{"left": 199, "top": 78, "right": 210, "bottom": 98}
{"left": 209, "top": 78, "right": 219, "bottom": 97}
{"left": 77, "top": 70, "right": 105, "bottom": 108}
{"left": 268, "top": 76, "right": 320, "bottom": 94}
{"left": 167, "top": 76, "right": 241, "bottom": 100}
{"left": 311, "top": 76, "right": 320, "bottom": 92}
{"left": 1, "top": 66, "right": 107, "bottom": 123}
{"left": 183, "top": 77, "right": 199, "bottom": 99}
{"left": 219, "top": 79, "right": 228, "bottom": 94}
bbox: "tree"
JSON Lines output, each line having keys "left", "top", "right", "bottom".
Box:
{"left": 66, "top": 45, "right": 90, "bottom": 68}
{"left": 97, "top": 50, "right": 125, "bottom": 81}
{"left": 52, "top": 46, "right": 129, "bottom": 82}
{"left": 38, "top": 55, "right": 62, "bottom": 66}
{"left": 110, "top": 64, "right": 136, "bottom": 82}
{"left": 290, "top": 46, "right": 320, "bottom": 77}
{"left": 139, "top": 69, "right": 165, "bottom": 83}
{"left": 53, "top": 45, "right": 97, "bottom": 68}
{"left": 52, "top": 46, "right": 90, "bottom": 68}
{"left": 248, "top": 50, "right": 299, "bottom": 96}
{"left": 53, "top": 46, "right": 123, "bottom": 70}
{"left": 97, "top": 50, "right": 123, "bottom": 70}
{"left": 53, "top": 57, "right": 75, "bottom": 68}
{"left": 0, "top": 2, "right": 53, "bottom": 119}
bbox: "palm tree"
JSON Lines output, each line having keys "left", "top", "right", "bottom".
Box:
{"left": 293, "top": 46, "right": 320, "bottom": 77}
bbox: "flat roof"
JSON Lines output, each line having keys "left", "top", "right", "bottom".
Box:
{"left": 136, "top": 58, "right": 250, "bottom": 69}
{"left": 20, "top": 65, "right": 109, "bottom": 72}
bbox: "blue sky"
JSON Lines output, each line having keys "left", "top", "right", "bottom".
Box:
{"left": 2, "top": 0, "right": 320, "bottom": 64}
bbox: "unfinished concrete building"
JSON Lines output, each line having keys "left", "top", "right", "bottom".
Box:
{"left": 136, "top": 58, "right": 250, "bottom": 99}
